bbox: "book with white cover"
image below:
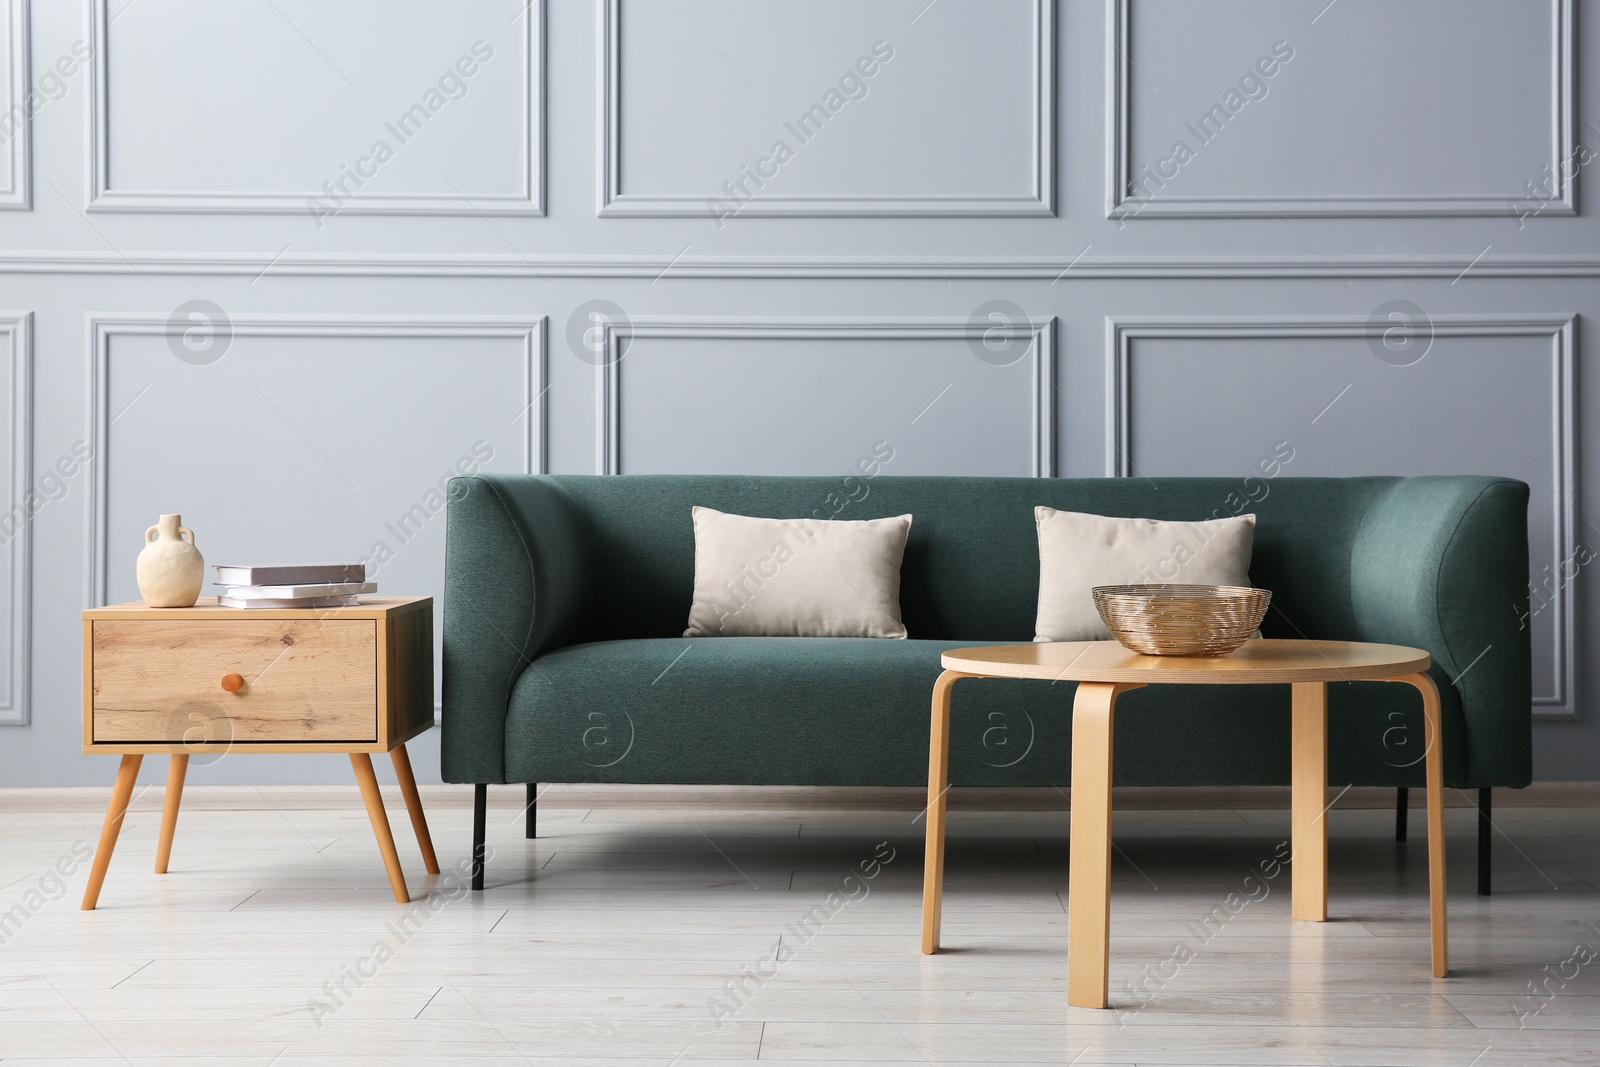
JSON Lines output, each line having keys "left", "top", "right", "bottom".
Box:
{"left": 216, "top": 594, "right": 362, "bottom": 609}
{"left": 215, "top": 581, "right": 377, "bottom": 600}
{"left": 213, "top": 563, "right": 366, "bottom": 586}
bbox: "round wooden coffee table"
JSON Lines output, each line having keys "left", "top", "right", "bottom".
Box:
{"left": 918, "top": 638, "right": 1445, "bottom": 1009}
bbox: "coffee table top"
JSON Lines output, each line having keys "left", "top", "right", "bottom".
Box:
{"left": 941, "top": 639, "right": 1429, "bottom": 685}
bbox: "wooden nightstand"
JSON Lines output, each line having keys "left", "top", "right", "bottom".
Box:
{"left": 80, "top": 596, "right": 439, "bottom": 908}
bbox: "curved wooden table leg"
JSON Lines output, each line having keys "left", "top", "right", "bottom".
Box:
{"left": 390, "top": 744, "right": 440, "bottom": 875}
{"left": 1291, "top": 681, "right": 1328, "bottom": 921}
{"left": 921, "top": 670, "right": 962, "bottom": 954}
{"left": 1395, "top": 672, "right": 1447, "bottom": 977}
{"left": 154, "top": 754, "right": 189, "bottom": 875}
{"left": 350, "top": 753, "right": 410, "bottom": 903}
{"left": 82, "top": 754, "right": 143, "bottom": 910}
{"left": 1067, "top": 682, "right": 1142, "bottom": 1009}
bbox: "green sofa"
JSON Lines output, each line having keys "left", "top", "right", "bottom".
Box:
{"left": 442, "top": 474, "right": 1531, "bottom": 892}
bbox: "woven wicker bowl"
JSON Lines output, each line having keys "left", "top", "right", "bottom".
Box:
{"left": 1092, "top": 584, "right": 1271, "bottom": 657}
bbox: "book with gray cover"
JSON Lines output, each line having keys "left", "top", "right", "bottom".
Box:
{"left": 213, "top": 563, "right": 366, "bottom": 586}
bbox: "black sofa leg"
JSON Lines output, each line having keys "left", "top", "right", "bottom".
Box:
{"left": 1395, "top": 787, "right": 1408, "bottom": 843}
{"left": 526, "top": 783, "right": 538, "bottom": 839}
{"left": 1478, "top": 786, "right": 1492, "bottom": 896}
{"left": 472, "top": 784, "right": 488, "bottom": 891}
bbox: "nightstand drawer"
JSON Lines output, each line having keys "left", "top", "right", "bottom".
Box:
{"left": 90, "top": 619, "right": 378, "bottom": 744}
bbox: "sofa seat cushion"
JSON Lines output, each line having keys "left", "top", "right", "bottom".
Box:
{"left": 503, "top": 638, "right": 1469, "bottom": 788}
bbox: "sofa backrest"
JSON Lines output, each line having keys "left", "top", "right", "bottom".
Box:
{"left": 542, "top": 474, "right": 1413, "bottom": 643}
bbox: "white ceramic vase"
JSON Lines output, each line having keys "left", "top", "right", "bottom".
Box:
{"left": 136, "top": 514, "right": 204, "bottom": 608}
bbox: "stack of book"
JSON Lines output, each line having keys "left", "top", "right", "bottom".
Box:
{"left": 213, "top": 563, "right": 375, "bottom": 609}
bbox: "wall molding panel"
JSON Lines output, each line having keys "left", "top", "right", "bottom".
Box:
{"left": 1106, "top": 0, "right": 1575, "bottom": 219}
{"left": 0, "top": 0, "right": 28, "bottom": 210}
{"left": 4, "top": 252, "right": 1600, "bottom": 279}
{"left": 596, "top": 0, "right": 1055, "bottom": 218}
{"left": 84, "top": 314, "right": 546, "bottom": 606}
{"left": 1106, "top": 314, "right": 1578, "bottom": 716}
{"left": 0, "top": 312, "right": 30, "bottom": 724}
{"left": 596, "top": 317, "right": 1056, "bottom": 477}
{"left": 86, "top": 0, "right": 546, "bottom": 216}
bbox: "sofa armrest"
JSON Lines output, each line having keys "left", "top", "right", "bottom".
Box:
{"left": 441, "top": 475, "right": 591, "bottom": 784}
{"left": 1349, "top": 476, "right": 1532, "bottom": 786}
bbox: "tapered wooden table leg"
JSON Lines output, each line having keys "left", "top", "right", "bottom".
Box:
{"left": 350, "top": 753, "right": 410, "bottom": 903}
{"left": 1398, "top": 672, "right": 1448, "bottom": 976}
{"left": 1291, "top": 681, "right": 1328, "bottom": 922}
{"left": 389, "top": 744, "right": 439, "bottom": 875}
{"left": 154, "top": 754, "right": 189, "bottom": 874}
{"left": 1067, "top": 682, "right": 1138, "bottom": 1009}
{"left": 82, "top": 754, "right": 143, "bottom": 910}
{"left": 921, "top": 670, "right": 961, "bottom": 954}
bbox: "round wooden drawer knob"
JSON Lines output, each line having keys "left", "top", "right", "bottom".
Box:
{"left": 221, "top": 673, "right": 245, "bottom": 693}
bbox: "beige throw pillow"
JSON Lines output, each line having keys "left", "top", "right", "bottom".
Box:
{"left": 684, "top": 507, "right": 913, "bottom": 638}
{"left": 1034, "top": 508, "right": 1257, "bottom": 642}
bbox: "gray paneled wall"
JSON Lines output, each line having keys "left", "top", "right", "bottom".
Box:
{"left": 1, "top": 0, "right": 1596, "bottom": 786}
{"left": 1113, "top": 0, "right": 1570, "bottom": 216}
{"left": 1111, "top": 317, "right": 1576, "bottom": 713}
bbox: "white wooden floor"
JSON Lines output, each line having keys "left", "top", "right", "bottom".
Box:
{"left": 3, "top": 784, "right": 1599, "bottom": 1065}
